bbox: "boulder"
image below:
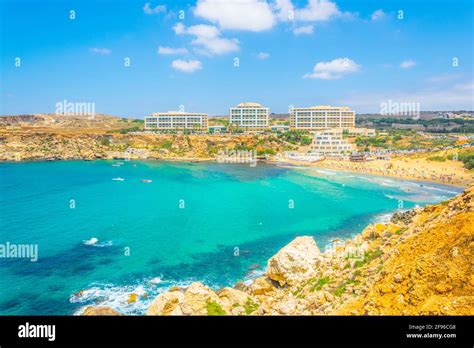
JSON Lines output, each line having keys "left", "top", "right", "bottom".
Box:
{"left": 146, "top": 291, "right": 184, "bottom": 315}
{"left": 248, "top": 277, "right": 276, "bottom": 295}
{"left": 267, "top": 236, "right": 321, "bottom": 286}
{"left": 181, "top": 282, "right": 221, "bottom": 315}
{"left": 217, "top": 287, "right": 251, "bottom": 312}
{"left": 81, "top": 306, "right": 123, "bottom": 316}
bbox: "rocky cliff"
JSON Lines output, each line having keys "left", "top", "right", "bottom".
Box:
{"left": 83, "top": 186, "right": 474, "bottom": 316}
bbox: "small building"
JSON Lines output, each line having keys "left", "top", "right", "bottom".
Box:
{"left": 208, "top": 125, "right": 227, "bottom": 134}
{"left": 350, "top": 153, "right": 366, "bottom": 162}
{"left": 345, "top": 127, "right": 376, "bottom": 137}
{"left": 311, "top": 129, "right": 355, "bottom": 155}
{"left": 271, "top": 125, "right": 290, "bottom": 132}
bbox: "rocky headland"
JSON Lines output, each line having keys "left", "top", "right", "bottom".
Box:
{"left": 82, "top": 185, "right": 474, "bottom": 316}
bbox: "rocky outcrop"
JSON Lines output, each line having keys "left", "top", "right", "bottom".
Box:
{"left": 146, "top": 291, "right": 184, "bottom": 315}
{"left": 81, "top": 306, "right": 123, "bottom": 316}
{"left": 267, "top": 236, "right": 321, "bottom": 286}
{"left": 180, "top": 282, "right": 221, "bottom": 315}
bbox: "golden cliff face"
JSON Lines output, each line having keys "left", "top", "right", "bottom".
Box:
{"left": 336, "top": 186, "right": 474, "bottom": 315}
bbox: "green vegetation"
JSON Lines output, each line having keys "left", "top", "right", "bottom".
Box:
{"left": 354, "top": 249, "right": 383, "bottom": 268}
{"left": 309, "top": 276, "right": 331, "bottom": 292}
{"left": 99, "top": 138, "right": 110, "bottom": 146}
{"left": 206, "top": 301, "right": 226, "bottom": 316}
{"left": 367, "top": 117, "right": 474, "bottom": 133}
{"left": 158, "top": 140, "right": 173, "bottom": 150}
{"left": 233, "top": 143, "right": 256, "bottom": 152}
{"left": 427, "top": 155, "right": 447, "bottom": 162}
{"left": 117, "top": 126, "right": 141, "bottom": 134}
{"left": 257, "top": 148, "right": 276, "bottom": 156}
{"left": 355, "top": 136, "right": 389, "bottom": 149}
{"left": 278, "top": 130, "right": 312, "bottom": 146}
{"left": 243, "top": 298, "right": 259, "bottom": 315}
{"left": 333, "top": 278, "right": 360, "bottom": 297}
{"left": 457, "top": 150, "right": 474, "bottom": 170}
{"left": 333, "top": 283, "right": 347, "bottom": 297}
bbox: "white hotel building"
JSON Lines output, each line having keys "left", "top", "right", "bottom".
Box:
{"left": 229, "top": 102, "right": 269, "bottom": 131}
{"left": 311, "top": 128, "right": 355, "bottom": 155}
{"left": 290, "top": 105, "right": 355, "bottom": 131}
{"left": 144, "top": 111, "right": 208, "bottom": 132}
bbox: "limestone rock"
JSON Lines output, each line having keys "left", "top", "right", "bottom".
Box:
{"left": 146, "top": 291, "right": 184, "bottom": 315}
{"left": 181, "top": 282, "right": 221, "bottom": 315}
{"left": 81, "top": 306, "right": 123, "bottom": 316}
{"left": 267, "top": 236, "right": 321, "bottom": 286}
{"left": 248, "top": 277, "right": 276, "bottom": 295}
{"left": 217, "top": 287, "right": 251, "bottom": 312}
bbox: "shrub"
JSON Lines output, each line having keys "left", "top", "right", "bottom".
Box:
{"left": 206, "top": 301, "right": 226, "bottom": 316}
{"left": 99, "top": 138, "right": 110, "bottom": 146}
{"left": 427, "top": 155, "right": 446, "bottom": 162}
{"left": 309, "top": 276, "right": 331, "bottom": 292}
{"left": 243, "top": 298, "right": 259, "bottom": 315}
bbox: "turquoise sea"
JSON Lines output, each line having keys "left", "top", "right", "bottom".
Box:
{"left": 0, "top": 160, "right": 462, "bottom": 315}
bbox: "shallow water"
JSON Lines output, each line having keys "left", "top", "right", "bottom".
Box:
{"left": 0, "top": 160, "right": 462, "bottom": 315}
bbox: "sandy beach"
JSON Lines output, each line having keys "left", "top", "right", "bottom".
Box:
{"left": 269, "top": 149, "right": 474, "bottom": 188}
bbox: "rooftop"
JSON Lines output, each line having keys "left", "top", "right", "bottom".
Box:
{"left": 236, "top": 102, "right": 263, "bottom": 107}
{"left": 150, "top": 111, "right": 207, "bottom": 116}
{"left": 294, "top": 105, "right": 353, "bottom": 110}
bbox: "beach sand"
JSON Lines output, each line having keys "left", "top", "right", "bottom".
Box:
{"left": 269, "top": 149, "right": 474, "bottom": 188}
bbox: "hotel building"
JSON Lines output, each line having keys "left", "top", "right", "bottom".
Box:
{"left": 144, "top": 111, "right": 208, "bottom": 132}
{"left": 311, "top": 128, "right": 355, "bottom": 155}
{"left": 229, "top": 102, "right": 269, "bottom": 131}
{"left": 290, "top": 105, "right": 355, "bottom": 131}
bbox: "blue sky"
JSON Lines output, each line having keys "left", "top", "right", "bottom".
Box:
{"left": 1, "top": 0, "right": 473, "bottom": 117}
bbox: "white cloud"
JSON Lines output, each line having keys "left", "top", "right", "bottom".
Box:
{"left": 89, "top": 48, "right": 111, "bottom": 55}
{"left": 274, "top": 0, "right": 294, "bottom": 21}
{"left": 143, "top": 3, "right": 166, "bottom": 15}
{"left": 157, "top": 46, "right": 189, "bottom": 55}
{"left": 276, "top": 0, "right": 341, "bottom": 22}
{"left": 257, "top": 52, "right": 270, "bottom": 59}
{"left": 296, "top": 0, "right": 341, "bottom": 21}
{"left": 171, "top": 59, "right": 202, "bottom": 73}
{"left": 304, "top": 57, "right": 360, "bottom": 80}
{"left": 172, "top": 22, "right": 186, "bottom": 35}
{"left": 400, "top": 60, "right": 416, "bottom": 69}
{"left": 371, "top": 9, "right": 385, "bottom": 21}
{"left": 194, "top": 0, "right": 275, "bottom": 31}
{"left": 293, "top": 25, "right": 314, "bottom": 35}
{"left": 174, "top": 23, "right": 239, "bottom": 56}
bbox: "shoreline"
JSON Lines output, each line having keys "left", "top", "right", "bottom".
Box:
{"left": 2, "top": 156, "right": 468, "bottom": 190}
{"left": 265, "top": 157, "right": 472, "bottom": 189}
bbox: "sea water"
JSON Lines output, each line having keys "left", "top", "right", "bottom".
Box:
{"left": 0, "top": 160, "right": 462, "bottom": 315}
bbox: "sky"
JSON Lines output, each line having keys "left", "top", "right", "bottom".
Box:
{"left": 0, "top": 0, "right": 473, "bottom": 117}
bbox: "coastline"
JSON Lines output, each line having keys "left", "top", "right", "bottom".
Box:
{"left": 3, "top": 155, "right": 469, "bottom": 189}
{"left": 265, "top": 156, "right": 473, "bottom": 189}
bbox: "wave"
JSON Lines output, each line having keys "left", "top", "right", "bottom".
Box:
{"left": 70, "top": 277, "right": 199, "bottom": 315}
{"left": 82, "top": 238, "right": 113, "bottom": 248}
